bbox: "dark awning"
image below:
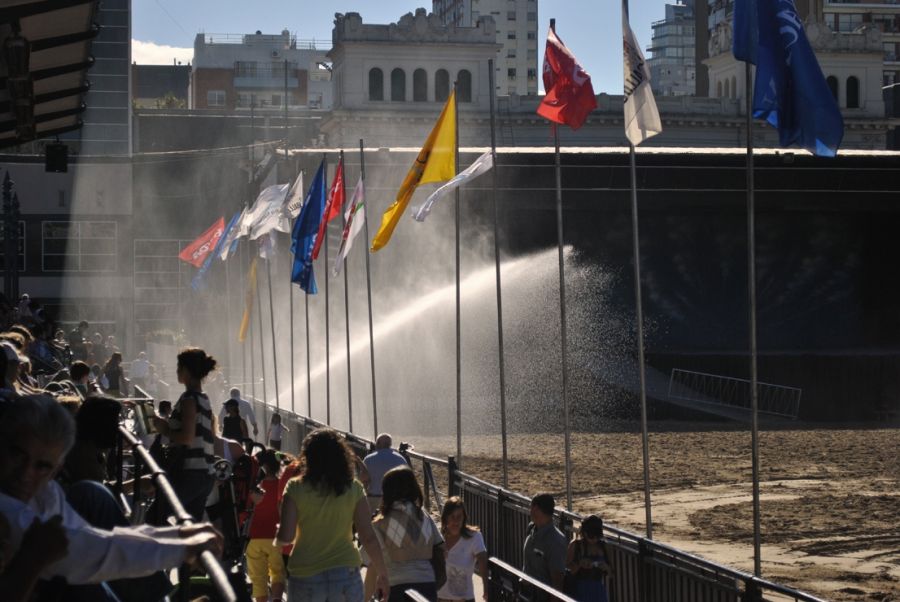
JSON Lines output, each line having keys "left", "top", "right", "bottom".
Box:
{"left": 0, "top": 0, "right": 98, "bottom": 147}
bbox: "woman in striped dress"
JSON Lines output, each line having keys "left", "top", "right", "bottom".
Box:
{"left": 151, "top": 347, "right": 217, "bottom": 523}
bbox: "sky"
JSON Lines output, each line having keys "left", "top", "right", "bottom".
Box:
{"left": 132, "top": 0, "right": 671, "bottom": 96}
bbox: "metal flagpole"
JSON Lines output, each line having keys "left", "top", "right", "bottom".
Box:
{"left": 359, "top": 139, "right": 378, "bottom": 438}
{"left": 266, "top": 258, "right": 280, "bottom": 412}
{"left": 239, "top": 240, "right": 247, "bottom": 394}
{"left": 224, "top": 252, "right": 233, "bottom": 384}
{"left": 745, "top": 61, "right": 762, "bottom": 577}
{"left": 290, "top": 272, "right": 296, "bottom": 415}
{"left": 256, "top": 251, "right": 268, "bottom": 427}
{"left": 247, "top": 243, "right": 256, "bottom": 408}
{"left": 305, "top": 292, "right": 312, "bottom": 418}
{"left": 454, "top": 81, "right": 462, "bottom": 468}
{"left": 629, "top": 142, "right": 653, "bottom": 539}
{"left": 340, "top": 150, "right": 353, "bottom": 433}
{"left": 488, "top": 59, "right": 509, "bottom": 488}
{"left": 550, "top": 19, "right": 572, "bottom": 511}
{"left": 324, "top": 154, "right": 332, "bottom": 425}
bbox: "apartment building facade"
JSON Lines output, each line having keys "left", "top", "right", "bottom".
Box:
{"left": 648, "top": 0, "right": 697, "bottom": 96}
{"left": 433, "top": 0, "right": 539, "bottom": 95}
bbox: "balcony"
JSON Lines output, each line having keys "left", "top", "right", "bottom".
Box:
{"left": 233, "top": 64, "right": 300, "bottom": 89}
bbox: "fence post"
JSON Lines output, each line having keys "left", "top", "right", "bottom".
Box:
{"left": 496, "top": 488, "right": 507, "bottom": 561}
{"left": 637, "top": 538, "right": 652, "bottom": 602}
{"left": 448, "top": 455, "right": 459, "bottom": 497}
{"left": 742, "top": 577, "right": 763, "bottom": 602}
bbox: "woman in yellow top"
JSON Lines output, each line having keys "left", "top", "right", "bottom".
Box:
{"left": 276, "top": 428, "right": 390, "bottom": 601}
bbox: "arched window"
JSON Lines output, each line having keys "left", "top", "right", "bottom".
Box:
{"left": 724, "top": 78, "right": 730, "bottom": 98}
{"left": 413, "top": 69, "right": 428, "bottom": 102}
{"left": 368, "top": 68, "right": 383, "bottom": 101}
{"left": 391, "top": 68, "right": 406, "bottom": 101}
{"left": 731, "top": 75, "right": 737, "bottom": 99}
{"left": 457, "top": 69, "right": 472, "bottom": 102}
{"left": 435, "top": 69, "right": 450, "bottom": 102}
{"left": 717, "top": 81, "right": 723, "bottom": 97}
{"left": 846, "top": 76, "right": 860, "bottom": 108}
{"left": 826, "top": 76, "right": 838, "bottom": 101}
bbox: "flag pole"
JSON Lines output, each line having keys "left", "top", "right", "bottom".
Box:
{"left": 238, "top": 240, "right": 247, "bottom": 395}
{"left": 305, "top": 292, "right": 312, "bottom": 418}
{"left": 323, "top": 153, "right": 332, "bottom": 425}
{"left": 359, "top": 138, "right": 378, "bottom": 438}
{"left": 224, "top": 252, "right": 233, "bottom": 385}
{"left": 290, "top": 267, "right": 296, "bottom": 415}
{"left": 247, "top": 243, "right": 256, "bottom": 409}
{"left": 340, "top": 149, "right": 353, "bottom": 433}
{"left": 745, "top": 60, "right": 762, "bottom": 578}
{"left": 454, "top": 81, "right": 463, "bottom": 469}
{"left": 488, "top": 58, "right": 509, "bottom": 488}
{"left": 629, "top": 142, "right": 653, "bottom": 539}
{"left": 256, "top": 252, "right": 268, "bottom": 427}
{"left": 265, "top": 257, "right": 280, "bottom": 412}
{"left": 549, "top": 18, "right": 573, "bottom": 512}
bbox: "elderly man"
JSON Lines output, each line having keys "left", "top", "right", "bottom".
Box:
{"left": 0, "top": 395, "right": 222, "bottom": 591}
{"left": 361, "top": 433, "right": 408, "bottom": 508}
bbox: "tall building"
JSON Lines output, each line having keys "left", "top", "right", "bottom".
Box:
{"left": 190, "top": 30, "right": 332, "bottom": 112}
{"left": 648, "top": 0, "right": 697, "bottom": 96}
{"left": 433, "top": 0, "right": 539, "bottom": 96}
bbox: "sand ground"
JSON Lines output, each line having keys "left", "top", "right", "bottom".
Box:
{"left": 402, "top": 424, "right": 900, "bottom": 601}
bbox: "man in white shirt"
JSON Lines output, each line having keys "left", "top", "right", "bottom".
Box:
{"left": 217, "top": 387, "right": 258, "bottom": 438}
{"left": 0, "top": 394, "right": 223, "bottom": 588}
{"left": 129, "top": 351, "right": 151, "bottom": 391}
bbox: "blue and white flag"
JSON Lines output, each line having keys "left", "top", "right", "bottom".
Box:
{"left": 192, "top": 211, "right": 240, "bottom": 290}
{"left": 290, "top": 160, "right": 327, "bottom": 294}
{"left": 733, "top": 0, "right": 843, "bottom": 156}
{"left": 219, "top": 209, "right": 244, "bottom": 261}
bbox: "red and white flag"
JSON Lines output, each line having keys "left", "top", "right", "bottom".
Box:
{"left": 537, "top": 24, "right": 597, "bottom": 130}
{"left": 311, "top": 157, "right": 345, "bottom": 260}
{"left": 179, "top": 217, "right": 225, "bottom": 268}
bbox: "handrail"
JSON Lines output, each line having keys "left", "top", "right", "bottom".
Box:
{"left": 404, "top": 589, "right": 431, "bottom": 602}
{"left": 118, "top": 427, "right": 237, "bottom": 602}
{"left": 489, "top": 557, "right": 578, "bottom": 602}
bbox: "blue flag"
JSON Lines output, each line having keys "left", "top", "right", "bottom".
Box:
{"left": 733, "top": 0, "right": 843, "bottom": 156}
{"left": 290, "top": 160, "right": 327, "bottom": 294}
{"left": 191, "top": 212, "right": 239, "bottom": 291}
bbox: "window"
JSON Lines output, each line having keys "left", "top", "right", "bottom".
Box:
{"left": 0, "top": 221, "right": 25, "bottom": 271}
{"left": 508, "top": 31, "right": 517, "bottom": 39}
{"left": 717, "top": 81, "right": 723, "bottom": 97}
{"left": 508, "top": 68, "right": 517, "bottom": 79}
{"left": 413, "top": 68, "right": 428, "bottom": 102}
{"left": 391, "top": 68, "right": 406, "bottom": 101}
{"left": 369, "top": 68, "right": 384, "bottom": 101}
{"left": 206, "top": 90, "right": 225, "bottom": 107}
{"left": 507, "top": 49, "right": 517, "bottom": 58}
{"left": 847, "top": 76, "right": 860, "bottom": 108}
{"left": 435, "top": 69, "right": 450, "bottom": 102}
{"left": 234, "top": 61, "right": 258, "bottom": 77}
{"left": 527, "top": 49, "right": 537, "bottom": 60}
{"left": 723, "top": 78, "right": 730, "bottom": 98}
{"left": 826, "top": 75, "right": 838, "bottom": 101}
{"left": 731, "top": 76, "right": 737, "bottom": 99}
{"left": 507, "top": 11, "right": 516, "bottom": 20}
{"left": 527, "top": 31, "right": 536, "bottom": 40}
{"left": 527, "top": 12, "right": 536, "bottom": 21}
{"left": 527, "top": 68, "right": 537, "bottom": 80}
{"left": 457, "top": 69, "right": 472, "bottom": 102}
{"left": 271, "top": 94, "right": 281, "bottom": 107}
{"left": 43, "top": 221, "right": 117, "bottom": 272}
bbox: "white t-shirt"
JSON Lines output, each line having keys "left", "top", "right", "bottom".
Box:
{"left": 438, "top": 530, "right": 487, "bottom": 600}
{"left": 269, "top": 422, "right": 284, "bottom": 441}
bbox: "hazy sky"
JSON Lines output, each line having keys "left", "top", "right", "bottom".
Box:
{"left": 132, "top": 0, "right": 672, "bottom": 95}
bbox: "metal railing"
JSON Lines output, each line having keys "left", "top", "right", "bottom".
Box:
{"left": 244, "top": 404, "right": 825, "bottom": 602}
{"left": 117, "top": 426, "right": 237, "bottom": 602}
{"left": 668, "top": 368, "right": 802, "bottom": 419}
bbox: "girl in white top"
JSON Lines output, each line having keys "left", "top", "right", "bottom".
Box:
{"left": 267, "top": 412, "right": 289, "bottom": 451}
{"left": 438, "top": 497, "right": 488, "bottom": 602}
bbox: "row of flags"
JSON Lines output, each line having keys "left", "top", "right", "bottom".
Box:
{"left": 176, "top": 0, "right": 844, "bottom": 338}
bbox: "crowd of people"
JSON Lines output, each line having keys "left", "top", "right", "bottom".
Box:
{"left": 0, "top": 292, "right": 613, "bottom": 602}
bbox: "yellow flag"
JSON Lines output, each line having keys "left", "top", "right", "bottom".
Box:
{"left": 238, "top": 257, "right": 258, "bottom": 342}
{"left": 371, "top": 89, "right": 457, "bottom": 251}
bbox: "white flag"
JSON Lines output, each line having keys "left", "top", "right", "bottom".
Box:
{"left": 411, "top": 152, "right": 493, "bottom": 222}
{"left": 285, "top": 172, "right": 304, "bottom": 219}
{"left": 258, "top": 230, "right": 277, "bottom": 259}
{"left": 247, "top": 183, "right": 295, "bottom": 240}
{"left": 332, "top": 176, "right": 366, "bottom": 277}
{"left": 219, "top": 207, "right": 246, "bottom": 261}
{"left": 623, "top": 0, "right": 662, "bottom": 146}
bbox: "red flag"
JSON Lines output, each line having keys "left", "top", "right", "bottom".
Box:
{"left": 179, "top": 217, "right": 225, "bottom": 268}
{"left": 536, "top": 25, "right": 597, "bottom": 130}
{"left": 311, "top": 158, "right": 345, "bottom": 260}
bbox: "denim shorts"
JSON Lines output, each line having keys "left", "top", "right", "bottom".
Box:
{"left": 287, "top": 566, "right": 363, "bottom": 602}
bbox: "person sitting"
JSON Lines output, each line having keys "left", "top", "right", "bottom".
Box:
{"left": 0, "top": 395, "right": 223, "bottom": 592}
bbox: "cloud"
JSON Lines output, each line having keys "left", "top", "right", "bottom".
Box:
{"left": 132, "top": 39, "right": 193, "bottom": 65}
